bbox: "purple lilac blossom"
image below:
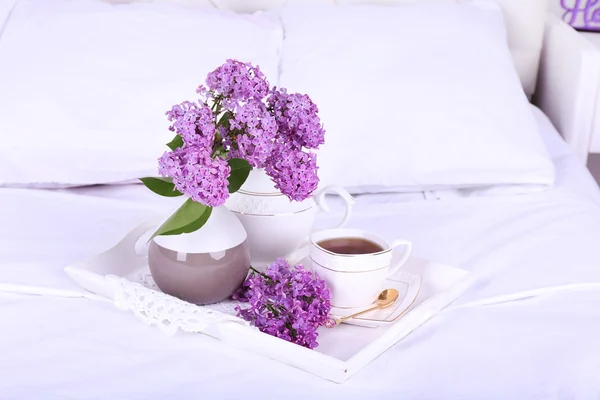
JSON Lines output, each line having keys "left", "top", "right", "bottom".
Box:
{"left": 232, "top": 258, "right": 332, "bottom": 349}
{"left": 159, "top": 60, "right": 325, "bottom": 206}
{"left": 267, "top": 88, "right": 325, "bottom": 150}
{"left": 265, "top": 145, "right": 319, "bottom": 202}
{"left": 227, "top": 99, "right": 277, "bottom": 168}
{"left": 158, "top": 146, "right": 230, "bottom": 207}
{"left": 205, "top": 59, "right": 269, "bottom": 105}
{"left": 195, "top": 84, "right": 208, "bottom": 97}
{"left": 165, "top": 101, "right": 215, "bottom": 149}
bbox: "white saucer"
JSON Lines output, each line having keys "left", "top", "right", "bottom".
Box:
{"left": 294, "top": 257, "right": 422, "bottom": 328}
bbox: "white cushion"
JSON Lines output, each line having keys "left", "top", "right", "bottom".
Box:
{"left": 0, "top": 0, "right": 282, "bottom": 186}
{"left": 209, "top": 0, "right": 546, "bottom": 98}
{"left": 278, "top": 2, "right": 555, "bottom": 194}
{"left": 478, "top": 0, "right": 546, "bottom": 97}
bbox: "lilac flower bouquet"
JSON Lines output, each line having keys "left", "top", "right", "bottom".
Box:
{"left": 141, "top": 60, "right": 325, "bottom": 239}
{"left": 233, "top": 258, "right": 333, "bottom": 349}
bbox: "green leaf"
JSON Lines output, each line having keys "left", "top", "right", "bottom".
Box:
{"left": 139, "top": 177, "right": 183, "bottom": 197}
{"left": 149, "top": 199, "right": 211, "bottom": 240}
{"left": 166, "top": 135, "right": 184, "bottom": 151}
{"left": 217, "top": 111, "right": 232, "bottom": 128}
{"left": 227, "top": 158, "right": 252, "bottom": 193}
{"left": 159, "top": 206, "right": 213, "bottom": 236}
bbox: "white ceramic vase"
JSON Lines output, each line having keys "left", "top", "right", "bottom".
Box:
{"left": 144, "top": 205, "right": 251, "bottom": 305}
{"left": 225, "top": 169, "right": 355, "bottom": 269}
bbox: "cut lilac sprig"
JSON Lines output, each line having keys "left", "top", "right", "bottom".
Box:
{"left": 226, "top": 99, "right": 277, "bottom": 168}
{"left": 143, "top": 59, "right": 326, "bottom": 238}
{"left": 233, "top": 259, "right": 332, "bottom": 349}
{"left": 158, "top": 146, "right": 230, "bottom": 207}
{"left": 265, "top": 146, "right": 319, "bottom": 202}
{"left": 205, "top": 59, "right": 269, "bottom": 107}
{"left": 268, "top": 87, "right": 325, "bottom": 150}
{"left": 166, "top": 101, "right": 216, "bottom": 149}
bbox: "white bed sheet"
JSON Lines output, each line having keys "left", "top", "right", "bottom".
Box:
{"left": 0, "top": 0, "right": 16, "bottom": 32}
{"left": 2, "top": 106, "right": 600, "bottom": 398}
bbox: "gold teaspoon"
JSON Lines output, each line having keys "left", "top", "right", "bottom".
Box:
{"left": 332, "top": 288, "right": 400, "bottom": 326}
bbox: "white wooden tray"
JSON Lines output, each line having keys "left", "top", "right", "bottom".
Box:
{"left": 64, "top": 219, "right": 476, "bottom": 383}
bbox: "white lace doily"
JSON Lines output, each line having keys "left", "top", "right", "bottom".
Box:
{"left": 106, "top": 268, "right": 256, "bottom": 336}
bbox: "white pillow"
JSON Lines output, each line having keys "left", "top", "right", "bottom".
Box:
{"left": 278, "top": 2, "right": 555, "bottom": 194}
{"left": 327, "top": 0, "right": 546, "bottom": 98}
{"left": 0, "top": 0, "right": 282, "bottom": 187}
{"left": 209, "top": 0, "right": 546, "bottom": 98}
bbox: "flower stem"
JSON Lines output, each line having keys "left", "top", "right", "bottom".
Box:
{"left": 249, "top": 266, "right": 261, "bottom": 274}
{"left": 249, "top": 266, "right": 274, "bottom": 282}
{"left": 266, "top": 303, "right": 279, "bottom": 317}
{"left": 285, "top": 321, "right": 298, "bottom": 339}
{"left": 210, "top": 94, "right": 221, "bottom": 112}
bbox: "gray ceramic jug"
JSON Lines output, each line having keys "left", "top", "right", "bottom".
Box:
{"left": 144, "top": 205, "right": 251, "bottom": 305}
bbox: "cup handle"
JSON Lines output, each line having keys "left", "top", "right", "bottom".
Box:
{"left": 315, "top": 185, "right": 355, "bottom": 228}
{"left": 288, "top": 186, "right": 354, "bottom": 266}
{"left": 387, "top": 240, "right": 412, "bottom": 277}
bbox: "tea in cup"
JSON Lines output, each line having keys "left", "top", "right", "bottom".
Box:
{"left": 309, "top": 229, "right": 412, "bottom": 308}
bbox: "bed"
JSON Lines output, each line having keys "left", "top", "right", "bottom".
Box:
{"left": 2, "top": 0, "right": 600, "bottom": 398}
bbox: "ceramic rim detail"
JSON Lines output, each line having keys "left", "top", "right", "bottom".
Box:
{"left": 310, "top": 258, "right": 390, "bottom": 274}
{"left": 310, "top": 240, "right": 393, "bottom": 257}
{"left": 230, "top": 207, "right": 314, "bottom": 217}
{"left": 237, "top": 189, "right": 285, "bottom": 197}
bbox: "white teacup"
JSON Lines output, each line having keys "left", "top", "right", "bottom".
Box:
{"left": 309, "top": 229, "right": 412, "bottom": 309}
{"left": 226, "top": 181, "right": 355, "bottom": 269}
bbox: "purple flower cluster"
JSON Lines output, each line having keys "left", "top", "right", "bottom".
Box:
{"left": 267, "top": 88, "right": 325, "bottom": 149}
{"left": 158, "top": 146, "right": 230, "bottom": 207}
{"left": 157, "top": 59, "right": 326, "bottom": 207}
{"left": 266, "top": 145, "right": 319, "bottom": 201}
{"left": 264, "top": 88, "right": 323, "bottom": 199}
{"left": 233, "top": 259, "right": 332, "bottom": 349}
{"left": 227, "top": 100, "right": 277, "bottom": 168}
{"left": 206, "top": 59, "right": 269, "bottom": 108}
{"left": 166, "top": 101, "right": 215, "bottom": 149}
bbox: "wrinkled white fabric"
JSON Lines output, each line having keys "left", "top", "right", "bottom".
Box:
{"left": 1, "top": 107, "right": 600, "bottom": 398}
